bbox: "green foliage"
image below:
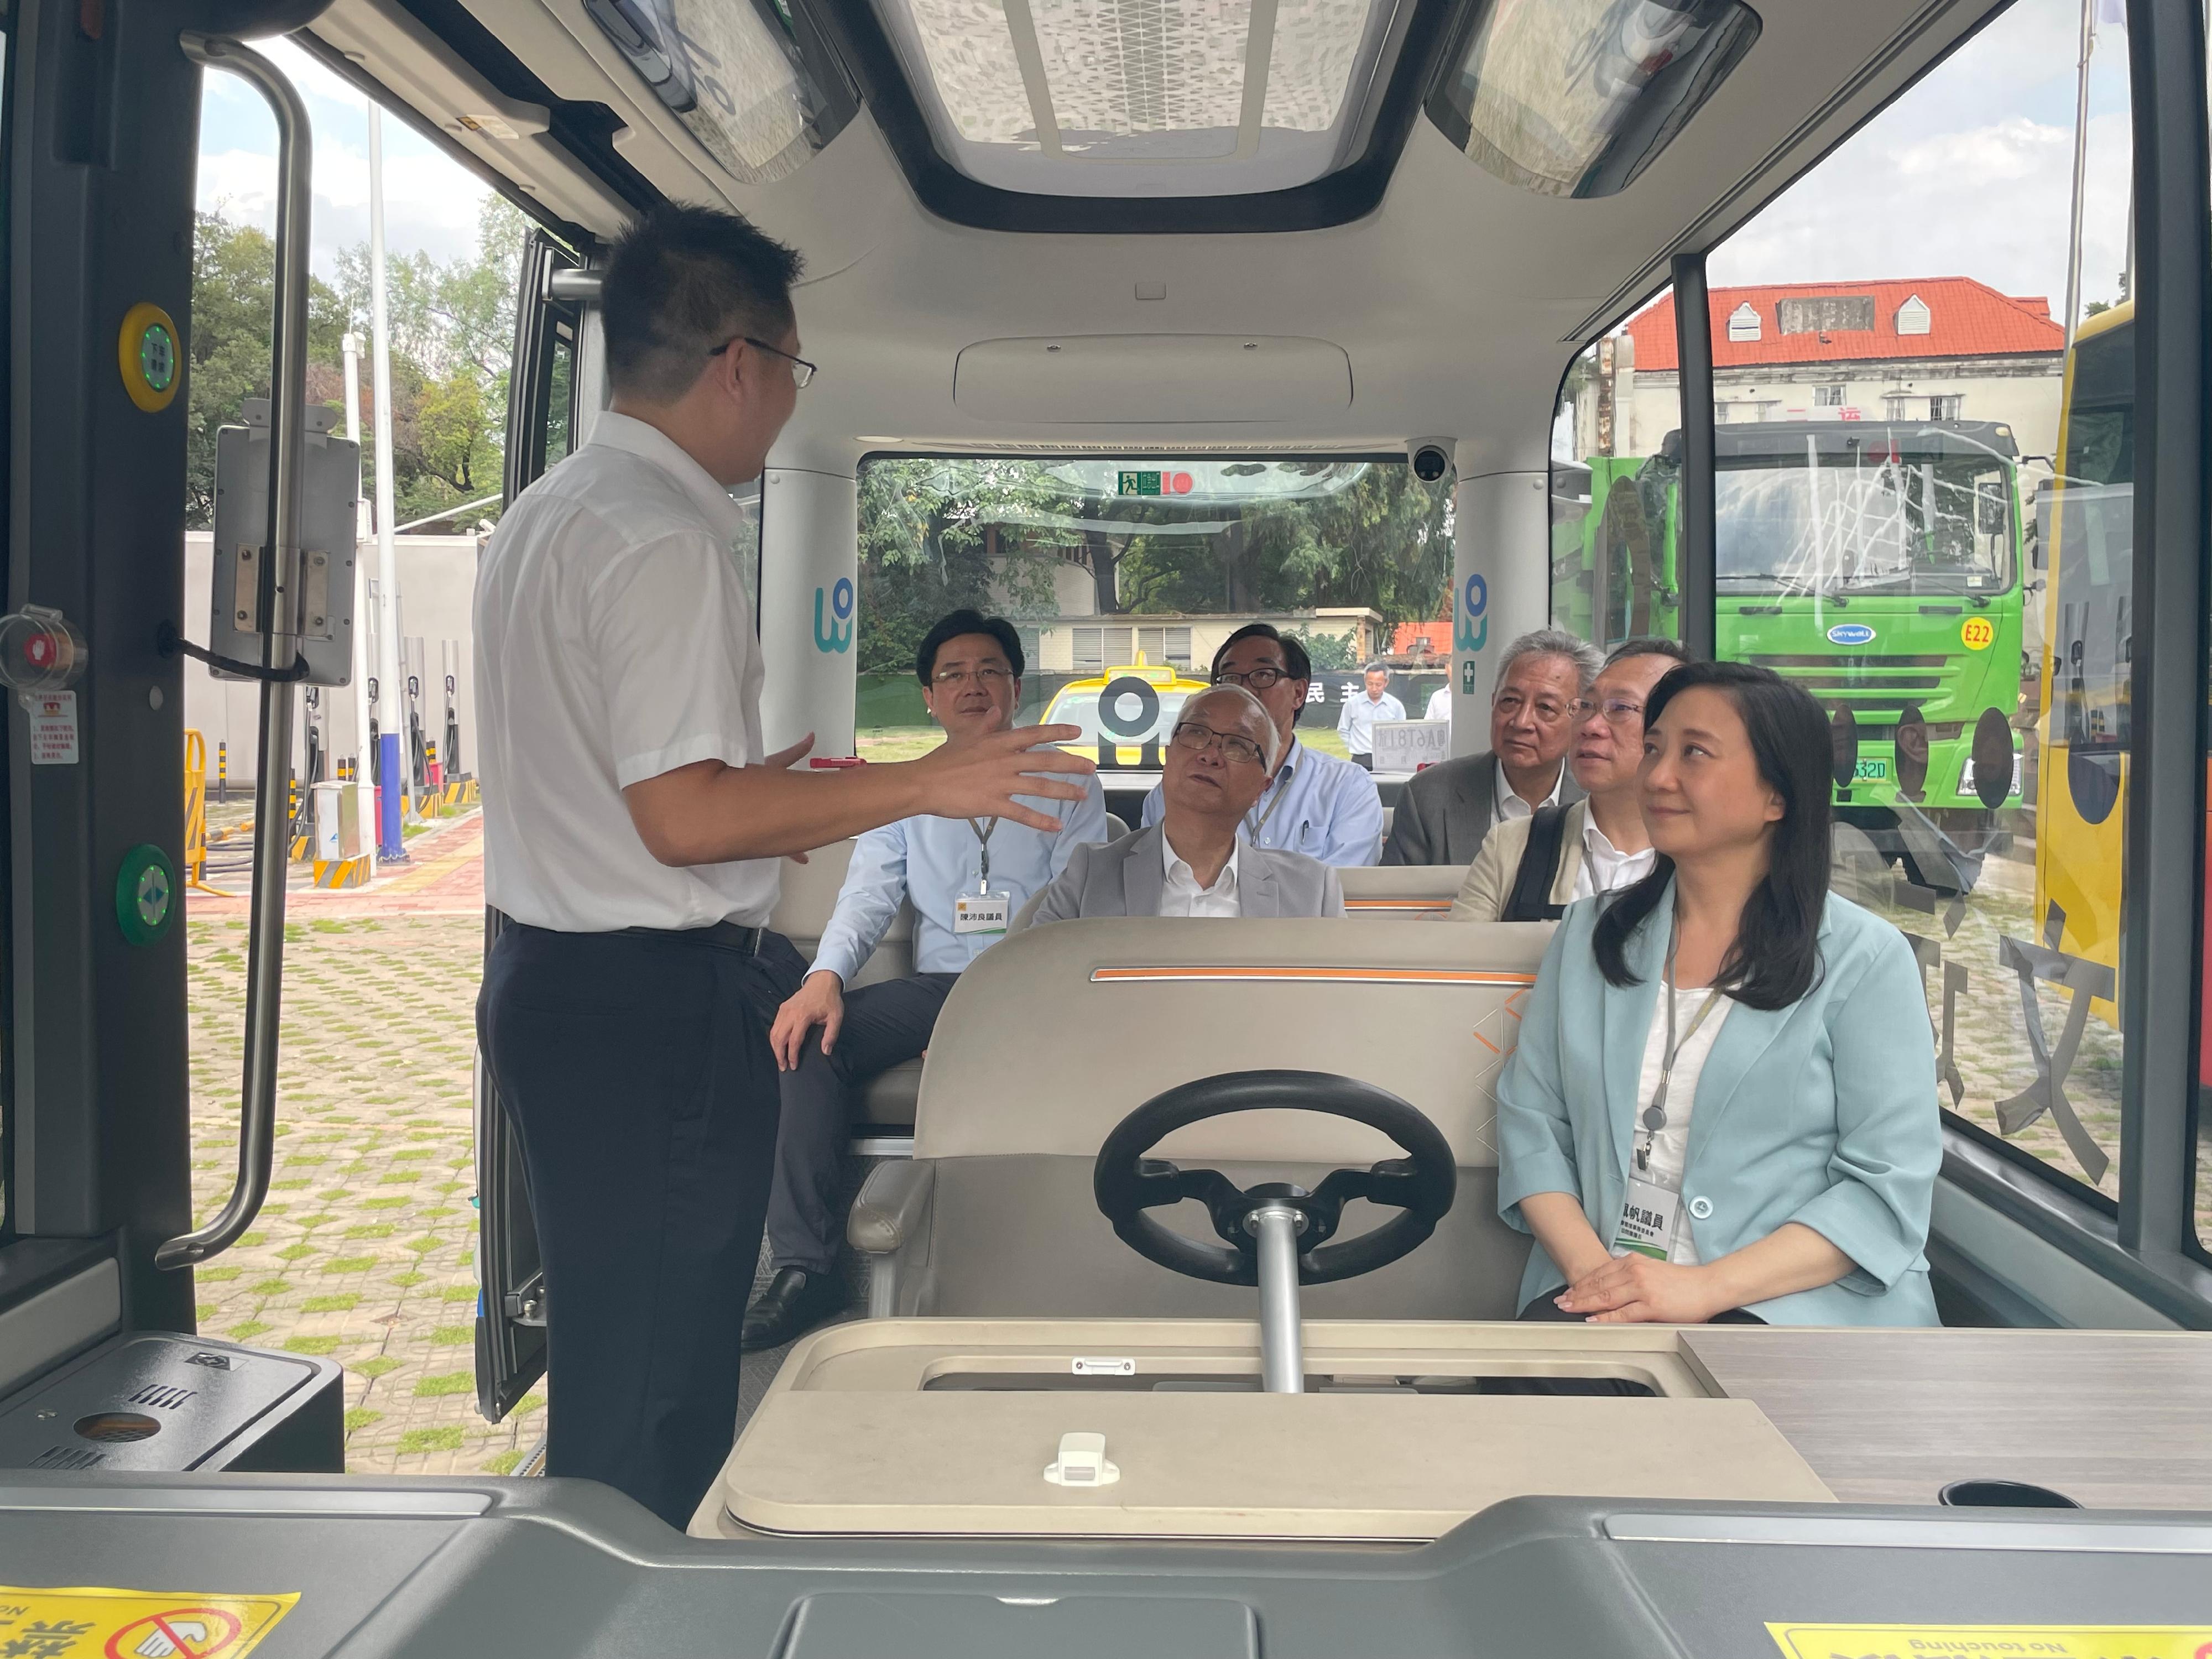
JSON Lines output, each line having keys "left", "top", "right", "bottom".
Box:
{"left": 186, "top": 196, "right": 529, "bottom": 531}
{"left": 855, "top": 459, "right": 1452, "bottom": 676}
{"left": 398, "top": 1425, "right": 466, "bottom": 1454}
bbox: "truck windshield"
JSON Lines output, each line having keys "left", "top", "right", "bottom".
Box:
{"left": 1715, "top": 440, "right": 2015, "bottom": 598}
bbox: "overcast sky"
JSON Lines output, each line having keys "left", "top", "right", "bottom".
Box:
{"left": 1708, "top": 0, "right": 2134, "bottom": 319}
{"left": 196, "top": 36, "right": 493, "bottom": 279}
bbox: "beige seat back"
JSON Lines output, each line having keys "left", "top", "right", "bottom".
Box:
{"left": 1338, "top": 863, "right": 1468, "bottom": 921}
{"left": 884, "top": 917, "right": 1553, "bottom": 1321}
{"left": 771, "top": 838, "right": 915, "bottom": 989}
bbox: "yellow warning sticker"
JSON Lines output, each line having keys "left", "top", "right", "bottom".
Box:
{"left": 1768, "top": 1625, "right": 2212, "bottom": 1659}
{"left": 0, "top": 1586, "right": 297, "bottom": 1658}
{"left": 1960, "top": 615, "right": 1996, "bottom": 650}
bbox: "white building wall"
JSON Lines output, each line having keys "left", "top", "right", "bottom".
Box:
{"left": 183, "top": 531, "right": 481, "bottom": 789}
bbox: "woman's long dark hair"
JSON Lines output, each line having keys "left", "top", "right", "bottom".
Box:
{"left": 1593, "top": 660, "right": 1832, "bottom": 1010}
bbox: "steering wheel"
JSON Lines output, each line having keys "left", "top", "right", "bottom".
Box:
{"left": 1091, "top": 1069, "right": 1455, "bottom": 1286}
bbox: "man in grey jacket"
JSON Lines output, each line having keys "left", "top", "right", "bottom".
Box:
{"left": 1381, "top": 628, "right": 1601, "bottom": 868}
{"left": 1018, "top": 685, "right": 1346, "bottom": 926}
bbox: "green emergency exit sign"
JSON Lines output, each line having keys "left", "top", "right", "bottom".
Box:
{"left": 1117, "top": 471, "right": 1161, "bottom": 496}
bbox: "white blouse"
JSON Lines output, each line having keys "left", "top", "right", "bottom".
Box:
{"left": 1629, "top": 984, "right": 1734, "bottom": 1266}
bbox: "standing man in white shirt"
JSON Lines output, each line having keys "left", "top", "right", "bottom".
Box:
{"left": 1451, "top": 639, "right": 1692, "bottom": 920}
{"left": 473, "top": 207, "right": 1091, "bottom": 1528}
{"left": 1425, "top": 682, "right": 1453, "bottom": 724}
{"left": 1137, "top": 624, "right": 1382, "bottom": 866}
{"left": 743, "top": 609, "right": 1107, "bottom": 1349}
{"left": 1337, "top": 662, "right": 1407, "bottom": 769}
{"left": 1019, "top": 686, "right": 1346, "bottom": 924}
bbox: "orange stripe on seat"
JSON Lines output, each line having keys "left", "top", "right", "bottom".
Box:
{"left": 1088, "top": 966, "right": 1539, "bottom": 986}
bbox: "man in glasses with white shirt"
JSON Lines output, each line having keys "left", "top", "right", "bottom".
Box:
{"left": 1021, "top": 685, "right": 1345, "bottom": 926}
{"left": 744, "top": 609, "right": 1108, "bottom": 1348}
{"left": 1136, "top": 624, "right": 1384, "bottom": 867}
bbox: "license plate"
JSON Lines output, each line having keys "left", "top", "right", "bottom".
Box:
{"left": 1853, "top": 758, "right": 1887, "bottom": 781}
{"left": 1959, "top": 755, "right": 2024, "bottom": 798}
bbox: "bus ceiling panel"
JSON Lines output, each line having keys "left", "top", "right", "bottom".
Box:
{"left": 952, "top": 336, "right": 1353, "bottom": 425}
{"left": 307, "top": 0, "right": 639, "bottom": 239}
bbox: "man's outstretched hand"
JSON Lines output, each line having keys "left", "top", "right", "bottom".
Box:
{"left": 907, "top": 724, "right": 1093, "bottom": 832}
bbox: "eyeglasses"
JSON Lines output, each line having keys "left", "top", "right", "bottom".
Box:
{"left": 708, "top": 335, "right": 818, "bottom": 389}
{"left": 1568, "top": 696, "right": 1647, "bottom": 727}
{"left": 932, "top": 666, "right": 1013, "bottom": 688}
{"left": 1493, "top": 689, "right": 1572, "bottom": 724}
{"left": 1170, "top": 721, "right": 1267, "bottom": 767}
{"left": 1213, "top": 665, "right": 1292, "bottom": 690}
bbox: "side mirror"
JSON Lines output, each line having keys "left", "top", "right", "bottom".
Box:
{"left": 1894, "top": 702, "right": 1929, "bottom": 804}
{"left": 1829, "top": 706, "right": 1860, "bottom": 796}
{"left": 2031, "top": 479, "right": 2054, "bottom": 570}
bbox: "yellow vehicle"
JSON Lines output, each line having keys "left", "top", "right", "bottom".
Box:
{"left": 1041, "top": 660, "right": 1212, "bottom": 773}
{"left": 2034, "top": 299, "right": 2135, "bottom": 1017}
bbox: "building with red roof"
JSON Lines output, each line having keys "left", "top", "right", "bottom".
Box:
{"left": 1566, "top": 277, "right": 2067, "bottom": 463}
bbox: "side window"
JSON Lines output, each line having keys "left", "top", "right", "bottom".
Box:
{"left": 854, "top": 457, "right": 1454, "bottom": 762}
{"left": 1704, "top": 0, "right": 2135, "bottom": 1209}
{"left": 1551, "top": 284, "right": 1686, "bottom": 650}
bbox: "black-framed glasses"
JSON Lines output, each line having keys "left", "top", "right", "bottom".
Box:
{"left": 708, "top": 335, "right": 817, "bottom": 389}
{"left": 1171, "top": 721, "right": 1267, "bottom": 767}
{"left": 1213, "top": 665, "right": 1292, "bottom": 690}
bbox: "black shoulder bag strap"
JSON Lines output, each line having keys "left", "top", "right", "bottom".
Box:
{"left": 1502, "top": 804, "right": 1572, "bottom": 922}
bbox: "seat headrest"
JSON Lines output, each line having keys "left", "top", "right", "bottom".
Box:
{"left": 916, "top": 916, "right": 1553, "bottom": 1166}
{"left": 1338, "top": 863, "right": 1472, "bottom": 919}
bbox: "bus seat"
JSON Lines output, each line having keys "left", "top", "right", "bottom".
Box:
{"left": 1104, "top": 811, "right": 1134, "bottom": 841}
{"left": 771, "top": 839, "right": 919, "bottom": 1126}
{"left": 1339, "top": 863, "right": 1467, "bottom": 920}
{"left": 847, "top": 916, "right": 1554, "bottom": 1321}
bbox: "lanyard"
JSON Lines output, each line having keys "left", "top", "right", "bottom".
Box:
{"left": 1635, "top": 921, "right": 1727, "bottom": 1174}
{"left": 1245, "top": 754, "right": 1295, "bottom": 841}
{"left": 966, "top": 817, "right": 999, "bottom": 893}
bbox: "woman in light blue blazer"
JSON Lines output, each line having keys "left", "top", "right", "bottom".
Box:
{"left": 1495, "top": 660, "right": 1941, "bottom": 1326}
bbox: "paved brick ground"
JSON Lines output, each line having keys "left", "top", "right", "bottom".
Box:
{"left": 185, "top": 810, "right": 526, "bottom": 1475}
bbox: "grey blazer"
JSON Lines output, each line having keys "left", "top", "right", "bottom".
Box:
{"left": 1380, "top": 750, "right": 1585, "bottom": 868}
{"left": 1013, "top": 824, "right": 1346, "bottom": 931}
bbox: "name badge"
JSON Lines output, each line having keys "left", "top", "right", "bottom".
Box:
{"left": 954, "top": 889, "right": 1011, "bottom": 935}
{"left": 1611, "top": 1176, "right": 1682, "bottom": 1261}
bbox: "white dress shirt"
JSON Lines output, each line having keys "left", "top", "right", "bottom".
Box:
{"left": 1425, "top": 686, "right": 1452, "bottom": 723}
{"left": 1493, "top": 758, "right": 1567, "bottom": 825}
{"left": 1160, "top": 830, "right": 1241, "bottom": 917}
{"left": 476, "top": 412, "right": 776, "bottom": 932}
{"left": 1337, "top": 690, "right": 1406, "bottom": 755}
{"left": 813, "top": 776, "right": 1108, "bottom": 982}
{"left": 1137, "top": 736, "right": 1383, "bottom": 866}
{"left": 1569, "top": 812, "right": 1659, "bottom": 901}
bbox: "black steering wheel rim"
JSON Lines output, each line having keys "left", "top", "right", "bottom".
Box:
{"left": 1091, "top": 1069, "right": 1455, "bottom": 1286}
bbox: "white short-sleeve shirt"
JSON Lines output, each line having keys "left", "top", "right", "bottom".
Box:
{"left": 474, "top": 412, "right": 778, "bottom": 932}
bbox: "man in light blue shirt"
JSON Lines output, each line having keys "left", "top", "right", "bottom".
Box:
{"left": 744, "top": 609, "right": 1107, "bottom": 1348}
{"left": 1138, "top": 623, "right": 1383, "bottom": 867}
{"left": 1338, "top": 662, "right": 1406, "bottom": 768}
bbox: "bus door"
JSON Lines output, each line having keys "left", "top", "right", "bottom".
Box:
{"left": 473, "top": 231, "right": 597, "bottom": 1422}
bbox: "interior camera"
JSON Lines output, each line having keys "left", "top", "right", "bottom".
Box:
{"left": 1409, "top": 442, "right": 1452, "bottom": 483}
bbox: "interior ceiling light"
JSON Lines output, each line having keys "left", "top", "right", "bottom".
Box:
{"left": 582, "top": 0, "right": 855, "bottom": 185}
{"left": 870, "top": 0, "right": 1403, "bottom": 197}
{"left": 1427, "top": 0, "right": 1760, "bottom": 199}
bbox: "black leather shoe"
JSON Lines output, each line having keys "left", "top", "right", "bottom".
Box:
{"left": 742, "top": 1267, "right": 844, "bottom": 1352}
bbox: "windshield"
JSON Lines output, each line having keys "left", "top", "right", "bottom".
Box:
{"left": 1046, "top": 686, "right": 1197, "bottom": 750}
{"left": 1715, "top": 445, "right": 2016, "bottom": 598}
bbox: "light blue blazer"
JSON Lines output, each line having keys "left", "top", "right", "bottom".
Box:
{"left": 1495, "top": 883, "right": 1943, "bottom": 1326}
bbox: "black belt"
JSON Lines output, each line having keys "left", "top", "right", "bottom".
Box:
{"left": 617, "top": 920, "right": 769, "bottom": 955}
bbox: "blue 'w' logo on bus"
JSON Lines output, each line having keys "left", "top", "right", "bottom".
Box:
{"left": 814, "top": 578, "right": 854, "bottom": 654}
{"left": 1826, "top": 622, "right": 1876, "bottom": 647}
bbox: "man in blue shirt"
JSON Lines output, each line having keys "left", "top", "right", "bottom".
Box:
{"left": 743, "top": 609, "right": 1108, "bottom": 1348}
{"left": 1139, "top": 623, "right": 1383, "bottom": 867}
{"left": 1337, "top": 661, "right": 1407, "bottom": 768}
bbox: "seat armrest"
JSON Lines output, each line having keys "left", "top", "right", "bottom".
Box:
{"left": 848, "top": 1160, "right": 936, "bottom": 1254}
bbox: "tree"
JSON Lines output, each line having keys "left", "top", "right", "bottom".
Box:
{"left": 185, "top": 196, "right": 528, "bottom": 532}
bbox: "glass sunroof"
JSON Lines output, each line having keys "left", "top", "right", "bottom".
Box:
{"left": 871, "top": 0, "right": 1402, "bottom": 197}
{"left": 1428, "top": 0, "right": 1759, "bottom": 199}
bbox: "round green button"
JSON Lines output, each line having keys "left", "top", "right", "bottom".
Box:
{"left": 138, "top": 323, "right": 176, "bottom": 393}
{"left": 116, "top": 843, "right": 177, "bottom": 945}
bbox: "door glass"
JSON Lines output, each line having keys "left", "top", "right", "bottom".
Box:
{"left": 1707, "top": 0, "right": 2134, "bottom": 1207}
{"left": 853, "top": 456, "right": 1454, "bottom": 764}
{"left": 1551, "top": 284, "right": 1686, "bottom": 649}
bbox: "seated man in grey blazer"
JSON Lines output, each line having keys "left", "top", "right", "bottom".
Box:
{"left": 1381, "top": 627, "right": 1601, "bottom": 867}
{"left": 1017, "top": 685, "right": 1346, "bottom": 926}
